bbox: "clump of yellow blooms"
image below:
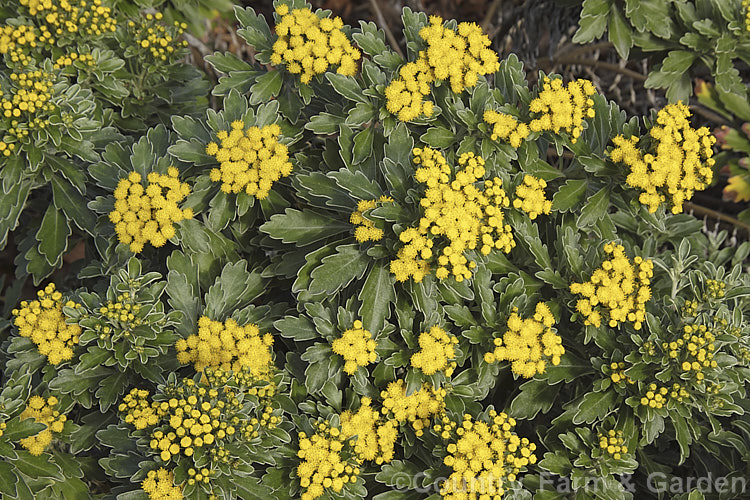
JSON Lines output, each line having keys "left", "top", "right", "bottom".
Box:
{"left": 121, "top": 372, "right": 278, "bottom": 471}
{"left": 53, "top": 52, "right": 95, "bottom": 70}
{"left": 1, "top": 69, "right": 56, "bottom": 138}
{"left": 598, "top": 430, "right": 627, "bottom": 460}
{"left": 0, "top": 421, "right": 6, "bottom": 438}
{"left": 205, "top": 121, "right": 292, "bottom": 199}
{"left": 19, "top": 0, "right": 117, "bottom": 37}
{"left": 483, "top": 110, "right": 530, "bottom": 148}
{"left": 340, "top": 397, "right": 398, "bottom": 464}
{"left": 662, "top": 324, "right": 717, "bottom": 382}
{"left": 607, "top": 362, "right": 634, "bottom": 385}
{"left": 331, "top": 320, "right": 377, "bottom": 375}
{"left": 410, "top": 325, "right": 458, "bottom": 376}
{"left": 704, "top": 279, "right": 726, "bottom": 299}
{"left": 484, "top": 302, "right": 564, "bottom": 378}
{"left": 297, "top": 421, "right": 360, "bottom": 500}
{"left": 439, "top": 411, "right": 537, "bottom": 499}
{"left": 127, "top": 13, "right": 188, "bottom": 62}
{"left": 18, "top": 395, "right": 67, "bottom": 456}
{"left": 175, "top": 316, "right": 275, "bottom": 378}
{"left": 380, "top": 379, "right": 446, "bottom": 436}
{"left": 385, "top": 16, "right": 498, "bottom": 121}
{"left": 270, "top": 4, "right": 360, "bottom": 84}
{"left": 96, "top": 291, "right": 143, "bottom": 334}
{"left": 350, "top": 196, "right": 393, "bottom": 242}
{"left": 744, "top": 0, "right": 750, "bottom": 32}
{"left": 390, "top": 147, "right": 514, "bottom": 283}
{"left": 528, "top": 77, "right": 596, "bottom": 143}
{"left": 640, "top": 382, "right": 688, "bottom": 408}
{"left": 109, "top": 169, "right": 192, "bottom": 253}
{"left": 0, "top": 139, "right": 16, "bottom": 157}
{"left": 0, "top": 24, "right": 54, "bottom": 67}
{"left": 610, "top": 102, "right": 716, "bottom": 214}
{"left": 119, "top": 388, "right": 162, "bottom": 430}
{"left": 512, "top": 175, "right": 552, "bottom": 220}
{"left": 12, "top": 283, "right": 82, "bottom": 365}
{"left": 141, "top": 468, "right": 183, "bottom": 500}
{"left": 570, "top": 243, "right": 653, "bottom": 330}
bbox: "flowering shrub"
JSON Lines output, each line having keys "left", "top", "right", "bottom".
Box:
{"left": 0, "top": 1, "right": 749, "bottom": 500}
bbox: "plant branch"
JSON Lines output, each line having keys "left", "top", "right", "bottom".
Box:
{"left": 539, "top": 56, "right": 647, "bottom": 82}
{"left": 685, "top": 202, "right": 750, "bottom": 235}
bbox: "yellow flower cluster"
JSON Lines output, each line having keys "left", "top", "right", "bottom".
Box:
{"left": 53, "top": 52, "right": 95, "bottom": 69}
{"left": 484, "top": 302, "right": 564, "bottom": 378}
{"left": 385, "top": 16, "right": 498, "bottom": 121}
{"left": 331, "top": 320, "right": 377, "bottom": 375}
{"left": 390, "top": 147, "right": 514, "bottom": 282}
{"left": 704, "top": 279, "right": 726, "bottom": 299}
{"left": 744, "top": 0, "right": 750, "bottom": 31}
{"left": 528, "top": 77, "right": 596, "bottom": 143}
{"left": 570, "top": 243, "right": 653, "bottom": 330}
{"left": 175, "top": 316, "right": 275, "bottom": 378}
{"left": 205, "top": 121, "right": 292, "bottom": 199}
{"left": 610, "top": 102, "right": 716, "bottom": 214}
{"left": 663, "top": 324, "right": 717, "bottom": 381}
{"left": 109, "top": 169, "right": 192, "bottom": 253}
{"left": 380, "top": 379, "right": 446, "bottom": 436}
{"left": 1, "top": 69, "right": 55, "bottom": 138}
{"left": 270, "top": 4, "right": 360, "bottom": 84}
{"left": 0, "top": 422, "right": 5, "bottom": 438}
{"left": 141, "top": 468, "right": 183, "bottom": 500}
{"left": 0, "top": 24, "right": 54, "bottom": 67}
{"left": 297, "top": 421, "right": 360, "bottom": 500}
{"left": 440, "top": 411, "right": 537, "bottom": 498}
{"left": 20, "top": 0, "right": 117, "bottom": 37}
{"left": 122, "top": 375, "right": 272, "bottom": 470}
{"left": 512, "top": 175, "right": 552, "bottom": 220}
{"left": 598, "top": 430, "right": 627, "bottom": 460}
{"left": 340, "top": 397, "right": 398, "bottom": 464}
{"left": 18, "top": 396, "right": 67, "bottom": 456}
{"left": 127, "top": 13, "right": 188, "bottom": 62}
{"left": 639, "top": 382, "right": 688, "bottom": 409}
{"left": 351, "top": 196, "right": 393, "bottom": 242}
{"left": 119, "top": 388, "right": 162, "bottom": 430}
{"left": 0, "top": 140, "right": 16, "bottom": 157}
{"left": 97, "top": 291, "right": 143, "bottom": 332}
{"left": 186, "top": 467, "right": 216, "bottom": 487}
{"left": 608, "top": 362, "right": 634, "bottom": 385}
{"left": 12, "top": 283, "right": 82, "bottom": 365}
{"left": 483, "top": 110, "right": 529, "bottom": 148}
{"left": 410, "top": 325, "right": 458, "bottom": 376}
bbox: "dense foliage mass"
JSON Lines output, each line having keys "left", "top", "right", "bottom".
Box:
{"left": 1, "top": 1, "right": 749, "bottom": 499}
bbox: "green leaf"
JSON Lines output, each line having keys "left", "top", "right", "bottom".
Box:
{"left": 235, "top": 475, "right": 275, "bottom": 499}
{"left": 661, "top": 50, "right": 695, "bottom": 74}
{"left": 358, "top": 263, "right": 396, "bottom": 334}
{"left": 552, "top": 179, "right": 587, "bottom": 212}
{"left": 52, "top": 175, "right": 96, "bottom": 235}
{"left": 352, "top": 127, "right": 375, "bottom": 165}
{"left": 607, "top": 6, "right": 632, "bottom": 59}
{"left": 204, "top": 261, "right": 264, "bottom": 319}
{"left": 1, "top": 418, "right": 46, "bottom": 442}
{"left": 572, "top": 390, "right": 617, "bottom": 424}
{"left": 304, "top": 113, "right": 342, "bottom": 135}
{"left": 510, "top": 379, "right": 561, "bottom": 419}
{"left": 309, "top": 244, "right": 369, "bottom": 295}
{"left": 36, "top": 205, "right": 70, "bottom": 266}
{"left": 576, "top": 187, "right": 610, "bottom": 228}
{"left": 325, "top": 73, "right": 367, "bottom": 102}
{"left": 249, "top": 70, "right": 282, "bottom": 105}
{"left": 0, "top": 460, "right": 17, "bottom": 498}
{"left": 572, "top": 0, "right": 609, "bottom": 44}
{"left": 420, "top": 127, "right": 456, "bottom": 148}
{"left": 260, "top": 209, "right": 350, "bottom": 246}
{"left": 275, "top": 316, "right": 318, "bottom": 341}
{"left": 305, "top": 358, "right": 330, "bottom": 393}
{"left": 12, "top": 450, "right": 64, "bottom": 480}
